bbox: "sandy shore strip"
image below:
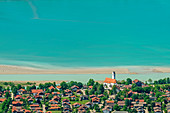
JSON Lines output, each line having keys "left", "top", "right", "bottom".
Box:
{"left": 153, "top": 67, "right": 170, "bottom": 73}
{"left": 0, "top": 65, "right": 135, "bottom": 74}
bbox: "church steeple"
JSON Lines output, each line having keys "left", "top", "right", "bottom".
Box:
{"left": 112, "top": 71, "right": 116, "bottom": 79}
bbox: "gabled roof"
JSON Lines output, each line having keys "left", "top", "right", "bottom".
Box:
{"left": 12, "top": 101, "right": 23, "bottom": 105}
{"left": 31, "top": 89, "right": 43, "bottom": 93}
{"left": 56, "top": 86, "right": 61, "bottom": 89}
{"left": 92, "top": 97, "right": 100, "bottom": 102}
{"left": 49, "top": 86, "right": 55, "bottom": 90}
{"left": 104, "top": 77, "right": 116, "bottom": 83}
{"left": 0, "top": 98, "right": 6, "bottom": 102}
{"left": 106, "top": 100, "right": 114, "bottom": 103}
{"left": 72, "top": 102, "right": 81, "bottom": 106}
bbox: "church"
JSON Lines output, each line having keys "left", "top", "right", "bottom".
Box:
{"left": 103, "top": 71, "right": 117, "bottom": 88}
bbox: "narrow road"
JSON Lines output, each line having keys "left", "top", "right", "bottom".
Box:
{"left": 11, "top": 92, "right": 14, "bottom": 100}
{"left": 42, "top": 104, "right": 46, "bottom": 113}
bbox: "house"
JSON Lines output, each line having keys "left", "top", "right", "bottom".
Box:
{"left": 15, "top": 95, "right": 22, "bottom": 101}
{"left": 155, "top": 102, "right": 161, "bottom": 107}
{"left": 89, "top": 94, "right": 96, "bottom": 98}
{"left": 137, "top": 107, "right": 145, "bottom": 113}
{"left": 153, "top": 107, "right": 162, "bottom": 113}
{"left": 98, "top": 94, "right": 105, "bottom": 98}
{"left": 77, "top": 105, "right": 88, "bottom": 113}
{"left": 70, "top": 95, "right": 76, "bottom": 100}
{"left": 56, "top": 86, "right": 62, "bottom": 90}
{"left": 103, "top": 72, "right": 117, "bottom": 88}
{"left": 149, "top": 97, "right": 157, "bottom": 101}
{"left": 64, "top": 89, "right": 73, "bottom": 96}
{"left": 31, "top": 89, "right": 44, "bottom": 96}
{"left": 117, "top": 101, "right": 125, "bottom": 108}
{"left": 12, "top": 107, "right": 24, "bottom": 113}
{"left": 63, "top": 108, "right": 72, "bottom": 112}
{"left": 62, "top": 102, "right": 71, "bottom": 108}
{"left": 52, "top": 92, "right": 61, "bottom": 96}
{"left": 124, "top": 98, "right": 132, "bottom": 101}
{"left": 80, "top": 95, "right": 89, "bottom": 100}
{"left": 76, "top": 89, "right": 82, "bottom": 95}
{"left": 102, "top": 105, "right": 112, "bottom": 113}
{"left": 124, "top": 85, "right": 132, "bottom": 89}
{"left": 83, "top": 85, "right": 88, "bottom": 89}
{"left": 53, "top": 96, "right": 61, "bottom": 102}
{"left": 134, "top": 103, "right": 144, "bottom": 108}
{"left": 49, "top": 100, "right": 59, "bottom": 105}
{"left": 85, "top": 102, "right": 92, "bottom": 108}
{"left": 24, "top": 109, "right": 31, "bottom": 113}
{"left": 71, "top": 85, "right": 79, "bottom": 92}
{"left": 105, "top": 100, "right": 115, "bottom": 107}
{"left": 30, "top": 104, "right": 40, "bottom": 110}
{"left": 128, "top": 90, "right": 133, "bottom": 97}
{"left": 72, "top": 102, "right": 81, "bottom": 108}
{"left": 48, "top": 106, "right": 61, "bottom": 111}
{"left": 34, "top": 95, "right": 43, "bottom": 101}
{"left": 0, "top": 98, "right": 6, "bottom": 103}
{"left": 92, "top": 97, "right": 100, "bottom": 104}
{"left": 49, "top": 86, "right": 55, "bottom": 91}
{"left": 28, "top": 99, "right": 34, "bottom": 104}
{"left": 102, "top": 107, "right": 111, "bottom": 113}
{"left": 132, "top": 79, "right": 143, "bottom": 86}
{"left": 62, "top": 99, "right": 70, "bottom": 104}
{"left": 17, "top": 88, "right": 27, "bottom": 95}
{"left": 12, "top": 101, "right": 23, "bottom": 107}
{"left": 88, "top": 86, "right": 93, "bottom": 90}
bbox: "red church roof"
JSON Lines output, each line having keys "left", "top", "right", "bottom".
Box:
{"left": 104, "top": 77, "right": 116, "bottom": 83}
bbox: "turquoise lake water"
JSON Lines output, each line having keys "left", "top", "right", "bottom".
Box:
{"left": 0, "top": 73, "right": 169, "bottom": 83}
{"left": 0, "top": 0, "right": 170, "bottom": 69}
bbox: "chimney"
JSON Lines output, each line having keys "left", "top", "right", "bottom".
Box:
{"left": 112, "top": 71, "right": 116, "bottom": 79}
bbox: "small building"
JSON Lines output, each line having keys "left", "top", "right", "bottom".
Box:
{"left": 103, "top": 72, "right": 117, "bottom": 88}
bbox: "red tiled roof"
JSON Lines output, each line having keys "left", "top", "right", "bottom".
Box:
{"left": 49, "top": 107, "right": 60, "bottom": 110}
{"left": 92, "top": 97, "right": 100, "bottom": 102}
{"left": 49, "top": 86, "right": 55, "bottom": 90}
{"left": 31, "top": 89, "right": 43, "bottom": 93}
{"left": 0, "top": 98, "right": 6, "bottom": 102}
{"left": 89, "top": 86, "right": 93, "bottom": 89}
{"left": 72, "top": 102, "right": 81, "bottom": 106}
{"left": 30, "top": 104, "right": 39, "bottom": 107}
{"left": 104, "top": 77, "right": 116, "bottom": 83}
{"left": 106, "top": 100, "right": 114, "bottom": 103}
{"left": 132, "top": 79, "right": 140, "bottom": 83}
{"left": 57, "top": 86, "right": 61, "bottom": 89}
{"left": 124, "top": 98, "right": 132, "bottom": 100}
{"left": 12, "top": 101, "right": 23, "bottom": 105}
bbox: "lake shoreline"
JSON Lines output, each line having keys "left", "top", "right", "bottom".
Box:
{"left": 0, "top": 65, "right": 170, "bottom": 75}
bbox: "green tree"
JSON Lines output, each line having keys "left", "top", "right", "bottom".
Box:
{"left": 126, "top": 78, "right": 132, "bottom": 85}
{"left": 148, "top": 78, "right": 152, "bottom": 84}
{"left": 97, "top": 84, "right": 104, "bottom": 94}
{"left": 60, "top": 81, "right": 68, "bottom": 90}
{"left": 87, "top": 79, "right": 95, "bottom": 86}
{"left": 113, "top": 104, "right": 120, "bottom": 111}
{"left": 5, "top": 92, "right": 10, "bottom": 98}
{"left": 77, "top": 82, "right": 83, "bottom": 89}
{"left": 85, "top": 90, "right": 89, "bottom": 95}
{"left": 17, "top": 84, "right": 22, "bottom": 90}
{"left": 123, "top": 105, "right": 127, "bottom": 111}
{"left": 94, "top": 104, "right": 100, "bottom": 112}
{"left": 125, "top": 99, "right": 131, "bottom": 106}
{"left": 112, "top": 85, "right": 117, "bottom": 94}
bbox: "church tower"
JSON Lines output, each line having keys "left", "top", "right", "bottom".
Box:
{"left": 112, "top": 71, "right": 116, "bottom": 79}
